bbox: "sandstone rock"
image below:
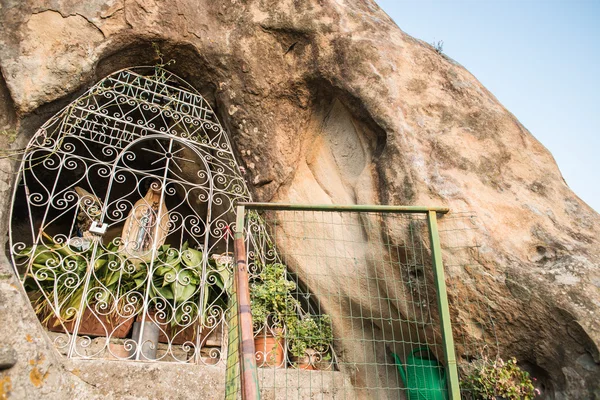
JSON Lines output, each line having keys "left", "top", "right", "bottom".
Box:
{"left": 0, "top": 346, "right": 17, "bottom": 370}
{"left": 0, "top": 0, "right": 598, "bottom": 398}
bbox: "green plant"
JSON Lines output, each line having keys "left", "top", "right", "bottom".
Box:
{"left": 250, "top": 262, "right": 334, "bottom": 364}
{"left": 148, "top": 243, "right": 231, "bottom": 327}
{"left": 22, "top": 237, "right": 86, "bottom": 322}
{"left": 250, "top": 262, "right": 297, "bottom": 329}
{"left": 21, "top": 233, "right": 140, "bottom": 324}
{"left": 0, "top": 129, "right": 18, "bottom": 144}
{"left": 461, "top": 357, "right": 538, "bottom": 400}
{"left": 431, "top": 40, "right": 444, "bottom": 54}
{"left": 287, "top": 315, "right": 333, "bottom": 358}
{"left": 151, "top": 42, "right": 175, "bottom": 69}
{"left": 21, "top": 235, "right": 231, "bottom": 330}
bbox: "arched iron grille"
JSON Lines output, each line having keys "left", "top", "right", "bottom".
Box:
{"left": 9, "top": 67, "right": 250, "bottom": 364}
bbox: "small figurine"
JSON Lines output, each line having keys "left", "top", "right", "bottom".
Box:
{"left": 74, "top": 186, "right": 103, "bottom": 237}
{"left": 71, "top": 186, "right": 103, "bottom": 250}
{"left": 119, "top": 181, "right": 169, "bottom": 262}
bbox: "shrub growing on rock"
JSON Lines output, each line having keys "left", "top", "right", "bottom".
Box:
{"left": 461, "top": 356, "right": 538, "bottom": 400}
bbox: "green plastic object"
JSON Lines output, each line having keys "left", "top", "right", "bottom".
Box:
{"left": 392, "top": 348, "right": 449, "bottom": 400}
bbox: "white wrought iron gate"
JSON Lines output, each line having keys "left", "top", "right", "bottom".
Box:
{"left": 9, "top": 67, "right": 250, "bottom": 365}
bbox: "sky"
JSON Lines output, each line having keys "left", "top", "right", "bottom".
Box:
{"left": 375, "top": 0, "right": 599, "bottom": 212}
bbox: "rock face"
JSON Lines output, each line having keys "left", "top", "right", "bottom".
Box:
{"left": 0, "top": 0, "right": 598, "bottom": 398}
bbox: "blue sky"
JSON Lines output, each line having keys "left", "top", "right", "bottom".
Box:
{"left": 376, "top": 0, "right": 599, "bottom": 212}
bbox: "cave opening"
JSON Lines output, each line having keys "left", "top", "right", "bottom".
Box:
{"left": 8, "top": 66, "right": 249, "bottom": 364}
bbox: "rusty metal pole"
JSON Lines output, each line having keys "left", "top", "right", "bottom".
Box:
{"left": 234, "top": 205, "right": 260, "bottom": 400}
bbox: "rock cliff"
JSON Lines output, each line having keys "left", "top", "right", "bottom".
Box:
{"left": 0, "top": 0, "right": 598, "bottom": 398}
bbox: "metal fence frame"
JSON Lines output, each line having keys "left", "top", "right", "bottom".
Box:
{"left": 232, "top": 202, "right": 460, "bottom": 400}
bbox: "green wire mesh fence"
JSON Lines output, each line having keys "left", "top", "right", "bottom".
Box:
{"left": 437, "top": 212, "right": 500, "bottom": 400}
{"left": 226, "top": 203, "right": 496, "bottom": 400}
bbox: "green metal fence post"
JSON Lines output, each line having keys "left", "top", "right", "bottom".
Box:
{"left": 239, "top": 202, "right": 449, "bottom": 214}
{"left": 235, "top": 205, "right": 260, "bottom": 400}
{"left": 427, "top": 210, "right": 461, "bottom": 400}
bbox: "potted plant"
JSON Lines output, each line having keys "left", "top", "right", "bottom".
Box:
{"left": 460, "top": 356, "right": 540, "bottom": 400}
{"left": 287, "top": 315, "right": 333, "bottom": 370}
{"left": 250, "top": 262, "right": 335, "bottom": 369}
{"left": 20, "top": 234, "right": 139, "bottom": 338}
{"left": 142, "top": 243, "right": 232, "bottom": 346}
{"left": 21, "top": 232, "right": 233, "bottom": 347}
{"left": 250, "top": 262, "right": 297, "bottom": 368}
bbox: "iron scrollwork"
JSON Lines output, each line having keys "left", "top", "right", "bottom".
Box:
{"left": 9, "top": 67, "right": 249, "bottom": 365}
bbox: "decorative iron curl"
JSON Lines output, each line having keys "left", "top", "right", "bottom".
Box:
{"left": 91, "top": 290, "right": 113, "bottom": 315}
{"left": 119, "top": 292, "right": 144, "bottom": 317}
{"left": 101, "top": 146, "right": 117, "bottom": 158}
{"left": 50, "top": 234, "right": 69, "bottom": 246}
{"left": 122, "top": 150, "right": 137, "bottom": 164}
{"left": 52, "top": 190, "right": 77, "bottom": 210}
{"left": 187, "top": 217, "right": 204, "bottom": 237}
{"left": 61, "top": 142, "right": 77, "bottom": 154}
{"left": 150, "top": 300, "right": 171, "bottom": 322}
{"left": 205, "top": 348, "right": 221, "bottom": 362}
{"left": 166, "top": 212, "right": 183, "bottom": 232}
{"left": 53, "top": 334, "right": 70, "bottom": 350}
{"left": 28, "top": 191, "right": 48, "bottom": 207}
{"left": 164, "top": 185, "right": 176, "bottom": 196}
{"left": 179, "top": 340, "right": 195, "bottom": 354}
{"left": 204, "top": 306, "right": 224, "bottom": 329}
{"left": 41, "top": 153, "right": 62, "bottom": 170}
{"left": 11, "top": 242, "right": 28, "bottom": 257}
{"left": 122, "top": 339, "right": 136, "bottom": 353}
{"left": 76, "top": 335, "right": 93, "bottom": 350}
{"left": 109, "top": 199, "right": 133, "bottom": 220}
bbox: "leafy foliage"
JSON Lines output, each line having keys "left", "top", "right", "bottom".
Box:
{"left": 287, "top": 315, "right": 333, "bottom": 358}
{"left": 20, "top": 235, "right": 231, "bottom": 328}
{"left": 250, "top": 262, "right": 333, "bottom": 359}
{"left": 148, "top": 242, "right": 230, "bottom": 326}
{"left": 249, "top": 262, "right": 297, "bottom": 327}
{"left": 461, "top": 357, "right": 538, "bottom": 400}
{"left": 21, "top": 234, "right": 141, "bottom": 323}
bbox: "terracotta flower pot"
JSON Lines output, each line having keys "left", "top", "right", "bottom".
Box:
{"left": 254, "top": 330, "right": 285, "bottom": 368}
{"left": 108, "top": 343, "right": 133, "bottom": 360}
{"left": 158, "top": 323, "right": 199, "bottom": 345}
{"left": 45, "top": 307, "right": 134, "bottom": 338}
{"left": 294, "top": 348, "right": 318, "bottom": 370}
{"left": 296, "top": 358, "right": 316, "bottom": 370}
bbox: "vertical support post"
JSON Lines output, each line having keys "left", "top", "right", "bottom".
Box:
{"left": 224, "top": 265, "right": 240, "bottom": 400}
{"left": 234, "top": 205, "right": 260, "bottom": 400}
{"left": 427, "top": 210, "right": 461, "bottom": 400}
